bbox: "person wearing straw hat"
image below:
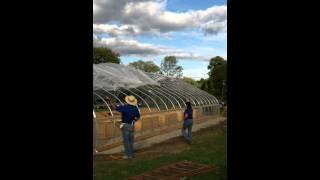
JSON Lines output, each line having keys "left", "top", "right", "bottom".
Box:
{"left": 115, "top": 95, "right": 141, "bottom": 159}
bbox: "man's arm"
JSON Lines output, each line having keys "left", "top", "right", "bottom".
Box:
{"left": 115, "top": 104, "right": 124, "bottom": 112}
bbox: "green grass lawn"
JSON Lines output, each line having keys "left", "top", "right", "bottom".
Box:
{"left": 94, "top": 121, "right": 227, "bottom": 180}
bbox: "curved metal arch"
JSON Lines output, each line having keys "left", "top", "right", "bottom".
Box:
{"left": 132, "top": 87, "right": 161, "bottom": 112}
{"left": 101, "top": 88, "right": 124, "bottom": 105}
{"left": 93, "top": 92, "right": 113, "bottom": 117}
{"left": 192, "top": 87, "right": 218, "bottom": 104}
{"left": 174, "top": 81, "right": 209, "bottom": 105}
{"left": 129, "top": 88, "right": 160, "bottom": 111}
{"left": 160, "top": 83, "right": 189, "bottom": 107}
{"left": 166, "top": 78, "right": 215, "bottom": 105}
{"left": 198, "top": 92, "right": 214, "bottom": 105}
{"left": 137, "top": 87, "right": 169, "bottom": 111}
{"left": 160, "top": 85, "right": 187, "bottom": 108}
{"left": 175, "top": 80, "right": 211, "bottom": 106}
{"left": 159, "top": 86, "right": 186, "bottom": 108}
{"left": 122, "top": 87, "right": 152, "bottom": 112}
{"left": 166, "top": 80, "right": 214, "bottom": 106}
{"left": 146, "top": 85, "right": 176, "bottom": 109}
{"left": 204, "top": 92, "right": 219, "bottom": 103}
{"left": 179, "top": 88, "right": 202, "bottom": 106}
{"left": 196, "top": 88, "right": 219, "bottom": 103}
{"left": 117, "top": 88, "right": 146, "bottom": 114}
{"left": 161, "top": 81, "right": 193, "bottom": 103}
{"left": 196, "top": 88, "right": 216, "bottom": 104}
{"left": 116, "top": 88, "right": 128, "bottom": 97}
{"left": 180, "top": 83, "right": 212, "bottom": 105}
{"left": 182, "top": 85, "right": 212, "bottom": 105}
{"left": 199, "top": 91, "right": 216, "bottom": 104}
{"left": 182, "top": 87, "right": 207, "bottom": 105}
{"left": 162, "top": 81, "right": 201, "bottom": 106}
{"left": 152, "top": 85, "right": 182, "bottom": 109}
{"left": 162, "top": 80, "right": 201, "bottom": 106}
{"left": 191, "top": 90, "right": 211, "bottom": 105}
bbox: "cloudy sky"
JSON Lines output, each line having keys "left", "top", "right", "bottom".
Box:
{"left": 93, "top": 0, "right": 227, "bottom": 80}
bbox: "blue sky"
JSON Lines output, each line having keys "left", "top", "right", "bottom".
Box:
{"left": 166, "top": 0, "right": 226, "bottom": 11}
{"left": 93, "top": 0, "right": 227, "bottom": 80}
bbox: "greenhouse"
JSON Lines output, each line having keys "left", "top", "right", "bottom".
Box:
{"left": 93, "top": 63, "right": 221, "bottom": 152}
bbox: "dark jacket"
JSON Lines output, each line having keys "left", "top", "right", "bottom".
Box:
{"left": 184, "top": 107, "right": 193, "bottom": 120}
{"left": 116, "top": 104, "right": 140, "bottom": 124}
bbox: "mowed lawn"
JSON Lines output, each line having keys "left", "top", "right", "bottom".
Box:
{"left": 94, "top": 120, "right": 227, "bottom": 180}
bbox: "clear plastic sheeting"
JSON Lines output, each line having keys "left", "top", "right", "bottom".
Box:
{"left": 146, "top": 72, "right": 170, "bottom": 81}
{"left": 93, "top": 63, "right": 220, "bottom": 116}
{"left": 93, "top": 63, "right": 159, "bottom": 91}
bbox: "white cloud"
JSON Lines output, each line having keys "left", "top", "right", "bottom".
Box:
{"left": 202, "top": 20, "right": 227, "bottom": 35}
{"left": 93, "top": 24, "right": 162, "bottom": 37}
{"left": 172, "top": 52, "right": 210, "bottom": 61}
{"left": 95, "top": 37, "right": 166, "bottom": 56}
{"left": 176, "top": 45, "right": 227, "bottom": 61}
{"left": 94, "top": 36, "right": 211, "bottom": 60}
{"left": 93, "top": 0, "right": 227, "bottom": 36}
{"left": 93, "top": 24, "right": 138, "bottom": 37}
{"left": 92, "top": 0, "right": 227, "bottom": 61}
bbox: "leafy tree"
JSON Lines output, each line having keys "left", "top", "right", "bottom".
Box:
{"left": 207, "top": 56, "right": 227, "bottom": 101}
{"left": 128, "top": 60, "right": 160, "bottom": 73}
{"left": 198, "top": 78, "right": 209, "bottom": 90}
{"left": 182, "top": 77, "right": 199, "bottom": 87}
{"left": 93, "top": 46, "right": 120, "bottom": 64}
{"left": 160, "top": 56, "right": 183, "bottom": 78}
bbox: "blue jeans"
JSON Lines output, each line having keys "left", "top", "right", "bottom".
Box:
{"left": 121, "top": 123, "right": 134, "bottom": 157}
{"left": 182, "top": 119, "right": 193, "bottom": 143}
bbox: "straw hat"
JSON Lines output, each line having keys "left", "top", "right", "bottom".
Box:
{"left": 125, "top": 95, "right": 137, "bottom": 106}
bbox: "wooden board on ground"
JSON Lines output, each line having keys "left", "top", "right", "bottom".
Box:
{"left": 127, "top": 160, "right": 216, "bottom": 180}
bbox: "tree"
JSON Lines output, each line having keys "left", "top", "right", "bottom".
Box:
{"left": 160, "top": 56, "right": 183, "bottom": 78}
{"left": 182, "top": 77, "right": 199, "bottom": 87}
{"left": 128, "top": 60, "right": 160, "bottom": 73}
{"left": 207, "top": 56, "right": 227, "bottom": 101}
{"left": 198, "top": 78, "right": 209, "bottom": 90}
{"left": 93, "top": 46, "right": 121, "bottom": 64}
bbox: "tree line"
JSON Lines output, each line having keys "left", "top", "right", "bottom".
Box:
{"left": 93, "top": 46, "right": 226, "bottom": 102}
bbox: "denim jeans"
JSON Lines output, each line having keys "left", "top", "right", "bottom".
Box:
{"left": 182, "top": 119, "right": 193, "bottom": 143}
{"left": 121, "top": 123, "right": 134, "bottom": 157}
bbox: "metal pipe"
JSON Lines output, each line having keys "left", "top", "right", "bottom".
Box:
{"left": 123, "top": 87, "right": 152, "bottom": 112}
{"left": 132, "top": 87, "right": 161, "bottom": 111}
{"left": 146, "top": 85, "right": 176, "bottom": 109}
{"left": 138, "top": 87, "right": 169, "bottom": 111}
{"left": 162, "top": 81, "right": 200, "bottom": 106}
{"left": 93, "top": 92, "right": 113, "bottom": 117}
{"left": 152, "top": 85, "right": 182, "bottom": 109}
{"left": 101, "top": 88, "right": 124, "bottom": 105}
